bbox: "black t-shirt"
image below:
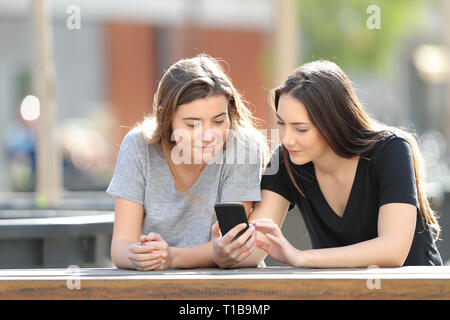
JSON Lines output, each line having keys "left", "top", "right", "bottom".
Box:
{"left": 261, "top": 132, "right": 442, "bottom": 266}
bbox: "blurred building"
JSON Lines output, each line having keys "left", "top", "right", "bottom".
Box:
{"left": 0, "top": 0, "right": 276, "bottom": 191}
{"left": 0, "top": 0, "right": 450, "bottom": 266}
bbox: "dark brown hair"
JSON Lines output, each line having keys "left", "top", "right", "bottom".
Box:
{"left": 270, "top": 60, "right": 440, "bottom": 240}
{"left": 138, "top": 54, "right": 268, "bottom": 212}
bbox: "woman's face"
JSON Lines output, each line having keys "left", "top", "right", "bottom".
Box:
{"left": 276, "top": 93, "right": 329, "bottom": 165}
{"left": 171, "top": 94, "right": 231, "bottom": 164}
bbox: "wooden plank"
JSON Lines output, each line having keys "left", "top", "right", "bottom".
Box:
{"left": 1, "top": 266, "right": 450, "bottom": 278}
{"left": 0, "top": 278, "right": 449, "bottom": 300}
{"left": 0, "top": 267, "right": 449, "bottom": 300}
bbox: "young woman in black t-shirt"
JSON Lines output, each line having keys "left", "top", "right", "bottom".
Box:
{"left": 212, "top": 60, "right": 442, "bottom": 268}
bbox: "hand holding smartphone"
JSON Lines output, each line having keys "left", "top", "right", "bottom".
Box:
{"left": 214, "top": 203, "right": 249, "bottom": 240}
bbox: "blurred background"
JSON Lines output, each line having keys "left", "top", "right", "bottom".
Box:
{"left": 0, "top": 0, "right": 449, "bottom": 268}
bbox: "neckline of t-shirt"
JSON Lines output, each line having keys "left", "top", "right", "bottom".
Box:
{"left": 310, "top": 156, "right": 363, "bottom": 223}
{"left": 152, "top": 144, "right": 213, "bottom": 195}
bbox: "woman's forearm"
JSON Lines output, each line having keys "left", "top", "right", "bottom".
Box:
{"left": 111, "top": 238, "right": 136, "bottom": 269}
{"left": 298, "top": 236, "right": 406, "bottom": 268}
{"left": 113, "top": 238, "right": 217, "bottom": 269}
{"left": 232, "top": 248, "right": 266, "bottom": 268}
{"left": 169, "top": 241, "right": 217, "bottom": 269}
{"left": 232, "top": 230, "right": 269, "bottom": 268}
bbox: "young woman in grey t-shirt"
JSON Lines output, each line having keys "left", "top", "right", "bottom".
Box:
{"left": 107, "top": 54, "right": 268, "bottom": 270}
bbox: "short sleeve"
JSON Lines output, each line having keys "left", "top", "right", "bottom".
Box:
{"left": 260, "top": 146, "right": 296, "bottom": 211}
{"left": 376, "top": 137, "right": 418, "bottom": 208}
{"left": 218, "top": 137, "right": 263, "bottom": 203}
{"left": 106, "top": 130, "right": 146, "bottom": 205}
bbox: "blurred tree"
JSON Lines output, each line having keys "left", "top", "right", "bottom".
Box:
{"left": 32, "top": 0, "right": 62, "bottom": 206}
{"left": 297, "top": 0, "right": 432, "bottom": 73}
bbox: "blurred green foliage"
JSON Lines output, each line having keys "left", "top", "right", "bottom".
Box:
{"left": 298, "top": 0, "right": 433, "bottom": 73}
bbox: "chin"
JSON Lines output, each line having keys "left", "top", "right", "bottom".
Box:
{"left": 288, "top": 154, "right": 310, "bottom": 165}
{"left": 201, "top": 154, "right": 214, "bottom": 163}
{"left": 191, "top": 150, "right": 214, "bottom": 164}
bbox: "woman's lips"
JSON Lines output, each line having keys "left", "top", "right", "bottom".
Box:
{"left": 198, "top": 145, "right": 216, "bottom": 150}
{"left": 288, "top": 149, "right": 301, "bottom": 155}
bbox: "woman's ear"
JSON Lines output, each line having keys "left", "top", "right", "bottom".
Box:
{"left": 157, "top": 106, "right": 163, "bottom": 113}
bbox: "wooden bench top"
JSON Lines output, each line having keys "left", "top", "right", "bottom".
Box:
{"left": 1, "top": 266, "right": 449, "bottom": 299}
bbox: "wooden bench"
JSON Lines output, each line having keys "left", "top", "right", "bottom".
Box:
{"left": 1, "top": 266, "right": 449, "bottom": 299}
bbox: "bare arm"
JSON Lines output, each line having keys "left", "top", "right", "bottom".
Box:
{"left": 299, "top": 203, "right": 417, "bottom": 267}
{"left": 231, "top": 190, "right": 291, "bottom": 268}
{"left": 112, "top": 195, "right": 256, "bottom": 269}
{"left": 167, "top": 201, "right": 255, "bottom": 269}
{"left": 255, "top": 202, "right": 417, "bottom": 268}
{"left": 110, "top": 197, "right": 145, "bottom": 269}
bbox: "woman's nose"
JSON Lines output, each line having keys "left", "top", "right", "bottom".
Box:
{"left": 281, "top": 128, "right": 296, "bottom": 147}
{"left": 202, "top": 128, "right": 218, "bottom": 143}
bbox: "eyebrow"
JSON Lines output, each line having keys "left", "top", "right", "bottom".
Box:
{"left": 276, "top": 113, "right": 308, "bottom": 125}
{"left": 182, "top": 112, "right": 228, "bottom": 121}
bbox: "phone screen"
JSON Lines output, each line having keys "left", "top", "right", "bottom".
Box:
{"left": 214, "top": 203, "right": 249, "bottom": 240}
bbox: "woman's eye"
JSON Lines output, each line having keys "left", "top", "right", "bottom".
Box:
{"left": 276, "top": 121, "right": 285, "bottom": 126}
{"left": 214, "top": 120, "right": 225, "bottom": 125}
{"left": 296, "top": 129, "right": 308, "bottom": 133}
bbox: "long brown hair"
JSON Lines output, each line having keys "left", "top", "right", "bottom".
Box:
{"left": 270, "top": 60, "right": 440, "bottom": 240}
{"left": 138, "top": 54, "right": 268, "bottom": 213}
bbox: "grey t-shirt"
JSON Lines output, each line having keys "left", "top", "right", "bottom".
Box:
{"left": 106, "top": 127, "right": 263, "bottom": 248}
